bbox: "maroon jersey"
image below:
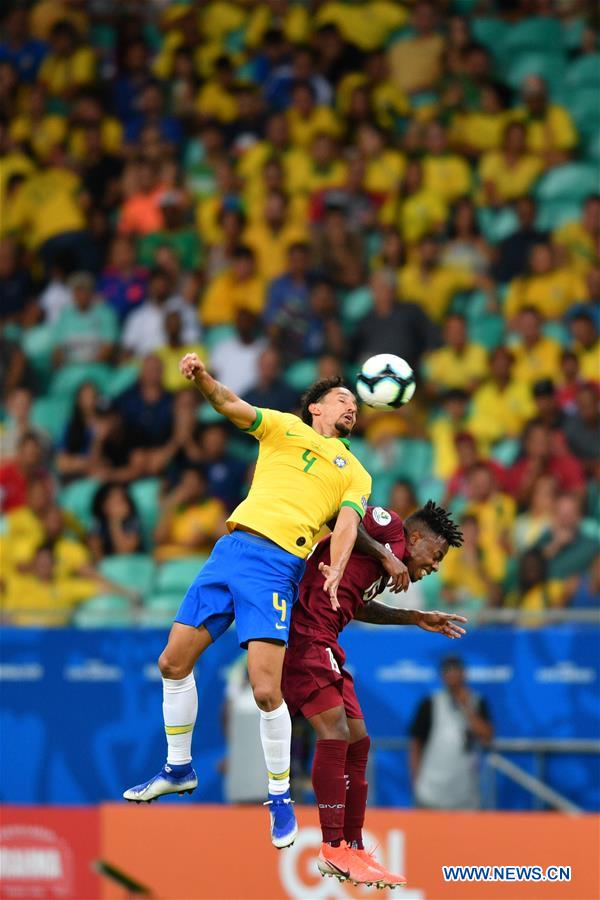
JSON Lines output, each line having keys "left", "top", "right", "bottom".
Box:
{"left": 290, "top": 506, "right": 406, "bottom": 646}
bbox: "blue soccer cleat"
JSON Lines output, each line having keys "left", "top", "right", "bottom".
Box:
{"left": 123, "top": 763, "right": 198, "bottom": 803}
{"left": 263, "top": 789, "right": 298, "bottom": 849}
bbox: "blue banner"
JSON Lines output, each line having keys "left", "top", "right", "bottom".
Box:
{"left": 1, "top": 626, "right": 598, "bottom": 809}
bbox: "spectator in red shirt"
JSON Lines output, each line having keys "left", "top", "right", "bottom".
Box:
{"left": 506, "top": 421, "right": 585, "bottom": 508}
{"left": 0, "top": 431, "right": 52, "bottom": 513}
{"left": 445, "top": 432, "right": 507, "bottom": 503}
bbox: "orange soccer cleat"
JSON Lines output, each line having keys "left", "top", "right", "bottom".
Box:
{"left": 351, "top": 847, "right": 408, "bottom": 889}
{"left": 317, "top": 842, "right": 388, "bottom": 886}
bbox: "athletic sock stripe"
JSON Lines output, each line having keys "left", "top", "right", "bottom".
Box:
{"left": 268, "top": 768, "right": 290, "bottom": 780}
{"left": 164, "top": 723, "right": 194, "bottom": 735}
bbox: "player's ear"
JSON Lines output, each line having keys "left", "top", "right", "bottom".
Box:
{"left": 308, "top": 401, "right": 321, "bottom": 418}
{"left": 408, "top": 529, "right": 421, "bottom": 546}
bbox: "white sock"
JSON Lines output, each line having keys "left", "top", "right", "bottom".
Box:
{"left": 163, "top": 674, "right": 197, "bottom": 766}
{"left": 259, "top": 701, "right": 292, "bottom": 795}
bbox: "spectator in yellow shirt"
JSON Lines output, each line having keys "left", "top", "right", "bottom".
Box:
{"left": 394, "top": 159, "right": 447, "bottom": 245}
{"left": 237, "top": 112, "right": 311, "bottom": 197}
{"left": 450, "top": 82, "right": 513, "bottom": 157}
{"left": 9, "top": 83, "right": 67, "bottom": 162}
{"left": 424, "top": 313, "right": 488, "bottom": 394}
{"left": 509, "top": 307, "right": 562, "bottom": 387}
{"left": 569, "top": 309, "right": 600, "bottom": 383}
{"left": 421, "top": 120, "right": 472, "bottom": 206}
{"left": 397, "top": 235, "right": 476, "bottom": 323}
{"left": 506, "top": 549, "right": 565, "bottom": 621}
{"left": 516, "top": 75, "right": 577, "bottom": 167}
{"left": 154, "top": 468, "right": 227, "bottom": 561}
{"left": 552, "top": 195, "right": 600, "bottom": 275}
{"left": 196, "top": 55, "right": 238, "bottom": 123}
{"left": 305, "top": 132, "right": 347, "bottom": 195}
{"left": 200, "top": 244, "right": 265, "bottom": 327}
{"left": 315, "top": 1, "right": 407, "bottom": 52}
{"left": 505, "top": 242, "right": 588, "bottom": 320}
{"left": 156, "top": 310, "right": 207, "bottom": 393}
{"left": 479, "top": 120, "right": 544, "bottom": 206}
{"left": 441, "top": 514, "right": 504, "bottom": 610}
{"left": 244, "top": 190, "right": 308, "bottom": 281}
{"left": 356, "top": 123, "right": 406, "bottom": 201}
{"left": 38, "top": 20, "right": 96, "bottom": 100}
{"left": 286, "top": 80, "right": 340, "bottom": 149}
{"left": 388, "top": 1, "right": 445, "bottom": 95}
{"left": 469, "top": 347, "right": 536, "bottom": 446}
{"left": 429, "top": 389, "right": 471, "bottom": 481}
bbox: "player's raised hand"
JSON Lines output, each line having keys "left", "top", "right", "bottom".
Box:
{"left": 382, "top": 553, "right": 410, "bottom": 593}
{"left": 318, "top": 562, "right": 341, "bottom": 611}
{"left": 415, "top": 610, "right": 467, "bottom": 639}
{"left": 179, "top": 352, "right": 205, "bottom": 382}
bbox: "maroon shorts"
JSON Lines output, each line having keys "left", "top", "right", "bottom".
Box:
{"left": 282, "top": 637, "right": 364, "bottom": 720}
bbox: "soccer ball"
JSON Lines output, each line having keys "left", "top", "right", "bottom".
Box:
{"left": 356, "top": 353, "right": 416, "bottom": 409}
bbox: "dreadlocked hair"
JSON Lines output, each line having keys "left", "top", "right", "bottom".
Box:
{"left": 406, "top": 500, "right": 463, "bottom": 548}
{"left": 300, "top": 376, "right": 352, "bottom": 425}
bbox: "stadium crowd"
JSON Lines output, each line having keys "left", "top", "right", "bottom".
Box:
{"left": 0, "top": 0, "right": 599, "bottom": 627}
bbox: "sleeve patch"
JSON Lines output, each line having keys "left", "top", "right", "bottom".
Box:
{"left": 372, "top": 506, "right": 392, "bottom": 526}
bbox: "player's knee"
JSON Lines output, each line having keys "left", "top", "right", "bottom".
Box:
{"left": 327, "top": 720, "right": 351, "bottom": 742}
{"left": 158, "top": 650, "right": 190, "bottom": 681}
{"left": 251, "top": 682, "right": 281, "bottom": 711}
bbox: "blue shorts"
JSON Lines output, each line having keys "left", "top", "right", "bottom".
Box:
{"left": 174, "top": 531, "right": 306, "bottom": 648}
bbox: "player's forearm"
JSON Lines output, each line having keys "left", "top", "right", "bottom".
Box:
{"left": 355, "top": 601, "right": 418, "bottom": 625}
{"left": 355, "top": 523, "right": 392, "bottom": 563}
{"left": 328, "top": 514, "right": 360, "bottom": 579}
{"left": 193, "top": 370, "right": 255, "bottom": 429}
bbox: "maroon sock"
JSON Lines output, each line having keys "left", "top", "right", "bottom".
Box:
{"left": 312, "top": 739, "right": 349, "bottom": 844}
{"left": 344, "top": 735, "right": 370, "bottom": 849}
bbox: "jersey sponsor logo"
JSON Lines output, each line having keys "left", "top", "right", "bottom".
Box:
{"left": 333, "top": 455, "right": 348, "bottom": 468}
{"left": 372, "top": 506, "right": 392, "bottom": 526}
{"left": 285, "top": 429, "right": 302, "bottom": 437}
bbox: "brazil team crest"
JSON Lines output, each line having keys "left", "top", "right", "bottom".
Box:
{"left": 333, "top": 455, "right": 348, "bottom": 468}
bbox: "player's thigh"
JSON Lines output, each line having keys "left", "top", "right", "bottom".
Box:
{"left": 158, "top": 622, "right": 213, "bottom": 679}
{"left": 247, "top": 638, "right": 287, "bottom": 708}
{"left": 347, "top": 716, "right": 369, "bottom": 743}
{"left": 308, "top": 704, "right": 351, "bottom": 742}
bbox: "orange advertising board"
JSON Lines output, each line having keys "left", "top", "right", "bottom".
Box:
{"left": 100, "top": 804, "right": 600, "bottom": 900}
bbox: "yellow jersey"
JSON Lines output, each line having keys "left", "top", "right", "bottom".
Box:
{"left": 228, "top": 408, "right": 372, "bottom": 558}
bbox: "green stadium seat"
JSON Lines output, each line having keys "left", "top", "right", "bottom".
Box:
{"left": 341, "top": 287, "right": 373, "bottom": 331}
{"left": 129, "top": 478, "right": 161, "bottom": 547}
{"left": 566, "top": 87, "right": 600, "bottom": 138}
{"left": 203, "top": 325, "right": 236, "bottom": 351}
{"left": 542, "top": 320, "right": 569, "bottom": 347}
{"left": 73, "top": 594, "right": 135, "bottom": 628}
{"left": 387, "top": 439, "right": 433, "bottom": 484}
{"left": 469, "top": 315, "right": 506, "bottom": 350}
{"left": 584, "top": 130, "right": 600, "bottom": 164}
{"left": 155, "top": 556, "right": 209, "bottom": 594}
{"left": 535, "top": 199, "right": 584, "bottom": 232}
{"left": 562, "top": 17, "right": 585, "bottom": 53}
{"left": 284, "top": 359, "right": 318, "bottom": 392}
{"left": 99, "top": 554, "right": 156, "bottom": 597}
{"left": 31, "top": 396, "right": 72, "bottom": 443}
{"left": 416, "top": 477, "right": 445, "bottom": 505}
{"left": 477, "top": 207, "right": 518, "bottom": 244}
{"left": 228, "top": 437, "right": 259, "bottom": 464}
{"left": 500, "top": 16, "right": 562, "bottom": 55}
{"left": 490, "top": 438, "right": 519, "bottom": 467}
{"left": 49, "top": 362, "right": 112, "bottom": 399}
{"left": 104, "top": 363, "right": 140, "bottom": 398}
{"left": 139, "top": 593, "right": 182, "bottom": 627}
{"left": 565, "top": 53, "right": 600, "bottom": 90}
{"left": 420, "top": 570, "right": 442, "bottom": 610}
{"left": 21, "top": 324, "right": 55, "bottom": 381}
{"left": 198, "top": 403, "right": 224, "bottom": 424}
{"left": 581, "top": 518, "right": 600, "bottom": 540}
{"left": 504, "top": 52, "right": 566, "bottom": 97}
{"left": 59, "top": 478, "right": 100, "bottom": 530}
{"left": 471, "top": 18, "right": 508, "bottom": 56}
{"left": 535, "top": 164, "right": 599, "bottom": 204}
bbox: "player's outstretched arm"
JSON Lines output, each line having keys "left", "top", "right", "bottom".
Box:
{"left": 179, "top": 352, "right": 256, "bottom": 430}
{"left": 355, "top": 603, "right": 467, "bottom": 638}
{"left": 319, "top": 505, "right": 361, "bottom": 611}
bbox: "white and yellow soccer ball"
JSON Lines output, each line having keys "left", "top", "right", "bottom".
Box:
{"left": 356, "top": 353, "right": 416, "bottom": 409}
